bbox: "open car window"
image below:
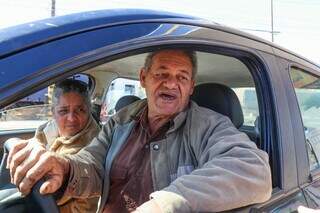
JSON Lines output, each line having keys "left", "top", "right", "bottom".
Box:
{"left": 0, "top": 74, "right": 92, "bottom": 131}
{"left": 84, "top": 50, "right": 262, "bottom": 139}
{"left": 100, "top": 78, "right": 146, "bottom": 123}
{"left": 0, "top": 48, "right": 275, "bottom": 188}
{"left": 233, "top": 87, "right": 259, "bottom": 127}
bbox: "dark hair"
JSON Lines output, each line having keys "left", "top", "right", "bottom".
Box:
{"left": 144, "top": 49, "right": 197, "bottom": 78}
{"left": 52, "top": 79, "right": 90, "bottom": 109}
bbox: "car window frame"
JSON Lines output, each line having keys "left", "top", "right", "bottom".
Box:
{"left": 0, "top": 30, "right": 279, "bottom": 189}
{"left": 288, "top": 64, "right": 320, "bottom": 180}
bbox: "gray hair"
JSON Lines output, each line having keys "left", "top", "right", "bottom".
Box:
{"left": 52, "top": 79, "right": 91, "bottom": 109}
{"left": 144, "top": 49, "right": 197, "bottom": 79}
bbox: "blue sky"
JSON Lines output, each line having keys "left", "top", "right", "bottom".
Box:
{"left": 0, "top": 0, "right": 319, "bottom": 64}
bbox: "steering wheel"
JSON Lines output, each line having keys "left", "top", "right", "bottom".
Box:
{"left": 0, "top": 140, "right": 59, "bottom": 213}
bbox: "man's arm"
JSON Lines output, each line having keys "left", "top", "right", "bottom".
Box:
{"left": 60, "top": 119, "right": 114, "bottom": 198}
{"left": 7, "top": 118, "right": 114, "bottom": 197}
{"left": 148, "top": 115, "right": 272, "bottom": 212}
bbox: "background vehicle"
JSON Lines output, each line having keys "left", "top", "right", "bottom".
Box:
{"left": 0, "top": 9, "right": 320, "bottom": 212}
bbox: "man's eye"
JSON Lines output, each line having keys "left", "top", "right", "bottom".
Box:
{"left": 178, "top": 76, "right": 188, "bottom": 81}
{"left": 155, "top": 72, "right": 169, "bottom": 79}
{"left": 154, "top": 73, "right": 162, "bottom": 78}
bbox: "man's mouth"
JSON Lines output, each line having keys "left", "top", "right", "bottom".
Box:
{"left": 158, "top": 92, "right": 177, "bottom": 101}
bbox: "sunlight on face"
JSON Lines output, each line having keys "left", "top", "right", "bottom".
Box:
{"left": 140, "top": 50, "right": 195, "bottom": 118}
{"left": 53, "top": 92, "right": 89, "bottom": 137}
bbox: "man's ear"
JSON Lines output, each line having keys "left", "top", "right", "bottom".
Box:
{"left": 189, "top": 79, "right": 195, "bottom": 95}
{"left": 140, "top": 68, "right": 147, "bottom": 88}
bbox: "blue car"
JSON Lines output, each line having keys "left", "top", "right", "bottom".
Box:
{"left": 1, "top": 9, "right": 320, "bottom": 212}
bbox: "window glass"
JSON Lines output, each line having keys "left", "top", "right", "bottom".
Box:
{"left": 233, "top": 87, "right": 259, "bottom": 126}
{"left": 100, "top": 78, "right": 146, "bottom": 122}
{"left": 290, "top": 67, "right": 320, "bottom": 170}
{"left": 0, "top": 88, "right": 50, "bottom": 131}
{"left": 0, "top": 74, "right": 91, "bottom": 131}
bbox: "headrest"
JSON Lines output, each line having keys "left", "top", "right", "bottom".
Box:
{"left": 191, "top": 83, "right": 244, "bottom": 128}
{"left": 115, "top": 95, "right": 141, "bottom": 112}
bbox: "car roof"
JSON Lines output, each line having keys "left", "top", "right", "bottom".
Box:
{"left": 0, "top": 9, "right": 318, "bottom": 67}
{"left": 0, "top": 9, "right": 199, "bottom": 58}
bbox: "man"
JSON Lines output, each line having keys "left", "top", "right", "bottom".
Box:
{"left": 7, "top": 49, "right": 272, "bottom": 212}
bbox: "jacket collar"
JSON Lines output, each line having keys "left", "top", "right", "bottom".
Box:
{"left": 114, "top": 99, "right": 197, "bottom": 134}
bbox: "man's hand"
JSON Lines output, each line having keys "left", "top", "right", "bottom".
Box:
{"left": 7, "top": 138, "right": 46, "bottom": 185}
{"left": 6, "top": 138, "right": 70, "bottom": 195}
{"left": 18, "top": 152, "right": 70, "bottom": 195}
{"left": 134, "top": 199, "right": 162, "bottom": 213}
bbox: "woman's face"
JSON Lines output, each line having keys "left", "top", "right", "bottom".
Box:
{"left": 53, "top": 92, "right": 89, "bottom": 137}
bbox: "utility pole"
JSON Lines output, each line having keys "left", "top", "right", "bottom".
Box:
{"left": 240, "top": 0, "right": 279, "bottom": 42}
{"left": 51, "top": 0, "right": 56, "bottom": 17}
{"left": 271, "top": 0, "right": 274, "bottom": 42}
{"left": 48, "top": 0, "right": 56, "bottom": 107}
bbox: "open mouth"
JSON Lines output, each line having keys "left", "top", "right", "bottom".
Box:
{"left": 159, "top": 92, "right": 177, "bottom": 101}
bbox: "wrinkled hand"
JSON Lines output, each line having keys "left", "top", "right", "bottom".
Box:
{"left": 7, "top": 138, "right": 46, "bottom": 184}
{"left": 6, "top": 138, "right": 70, "bottom": 195}
{"left": 133, "top": 199, "right": 162, "bottom": 213}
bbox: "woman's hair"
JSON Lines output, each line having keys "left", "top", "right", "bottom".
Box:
{"left": 52, "top": 79, "right": 91, "bottom": 109}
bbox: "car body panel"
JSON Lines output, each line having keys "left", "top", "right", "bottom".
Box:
{"left": 304, "top": 179, "right": 320, "bottom": 209}
{"left": 0, "top": 9, "right": 197, "bottom": 57}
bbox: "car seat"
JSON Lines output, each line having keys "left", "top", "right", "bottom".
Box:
{"left": 115, "top": 95, "right": 141, "bottom": 112}
{"left": 191, "top": 83, "right": 244, "bottom": 128}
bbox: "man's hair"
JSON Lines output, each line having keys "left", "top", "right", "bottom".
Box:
{"left": 143, "top": 49, "right": 197, "bottom": 79}
{"left": 52, "top": 79, "right": 91, "bottom": 109}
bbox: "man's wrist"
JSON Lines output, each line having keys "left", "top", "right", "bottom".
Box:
{"left": 53, "top": 156, "right": 71, "bottom": 200}
{"left": 60, "top": 156, "right": 70, "bottom": 180}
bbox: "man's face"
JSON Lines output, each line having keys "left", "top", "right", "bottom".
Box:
{"left": 53, "top": 92, "right": 89, "bottom": 137}
{"left": 140, "top": 50, "right": 195, "bottom": 117}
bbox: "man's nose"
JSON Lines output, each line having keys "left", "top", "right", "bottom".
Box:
{"left": 163, "top": 75, "right": 178, "bottom": 89}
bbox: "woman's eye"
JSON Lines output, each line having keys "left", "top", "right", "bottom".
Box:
{"left": 58, "top": 110, "right": 68, "bottom": 115}
{"left": 76, "top": 107, "right": 87, "bottom": 114}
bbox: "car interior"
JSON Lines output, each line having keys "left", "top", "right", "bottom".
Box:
{"left": 86, "top": 51, "right": 261, "bottom": 143}
{"left": 0, "top": 48, "right": 270, "bottom": 212}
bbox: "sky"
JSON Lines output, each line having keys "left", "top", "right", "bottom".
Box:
{"left": 0, "top": 0, "right": 319, "bottom": 64}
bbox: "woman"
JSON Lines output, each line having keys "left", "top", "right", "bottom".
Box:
{"left": 28, "top": 79, "right": 100, "bottom": 212}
